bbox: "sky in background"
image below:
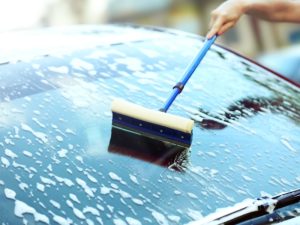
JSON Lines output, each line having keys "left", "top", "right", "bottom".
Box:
{"left": 0, "top": 0, "right": 51, "bottom": 30}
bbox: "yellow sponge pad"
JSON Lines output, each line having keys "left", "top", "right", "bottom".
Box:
{"left": 111, "top": 99, "right": 194, "bottom": 134}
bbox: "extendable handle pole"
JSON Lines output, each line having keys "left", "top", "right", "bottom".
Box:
{"left": 161, "top": 35, "right": 217, "bottom": 112}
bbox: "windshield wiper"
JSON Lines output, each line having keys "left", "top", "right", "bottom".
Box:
{"left": 187, "top": 189, "right": 300, "bottom": 225}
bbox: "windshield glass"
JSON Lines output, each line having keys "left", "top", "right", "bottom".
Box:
{"left": 0, "top": 26, "right": 300, "bottom": 225}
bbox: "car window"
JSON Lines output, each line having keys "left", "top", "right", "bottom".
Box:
{"left": 0, "top": 27, "right": 300, "bottom": 225}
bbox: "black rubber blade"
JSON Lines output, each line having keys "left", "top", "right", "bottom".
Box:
{"left": 112, "top": 112, "right": 193, "bottom": 147}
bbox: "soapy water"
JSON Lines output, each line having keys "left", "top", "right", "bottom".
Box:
{"left": 0, "top": 26, "right": 299, "bottom": 224}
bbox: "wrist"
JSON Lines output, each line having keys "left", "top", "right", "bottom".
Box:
{"left": 240, "top": 0, "right": 254, "bottom": 14}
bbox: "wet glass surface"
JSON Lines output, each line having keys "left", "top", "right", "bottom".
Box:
{"left": 0, "top": 25, "right": 300, "bottom": 225}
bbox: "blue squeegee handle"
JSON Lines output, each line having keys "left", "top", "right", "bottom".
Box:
{"left": 161, "top": 35, "right": 217, "bottom": 112}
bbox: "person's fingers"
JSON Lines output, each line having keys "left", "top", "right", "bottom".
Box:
{"left": 206, "top": 28, "right": 217, "bottom": 39}
{"left": 207, "top": 23, "right": 215, "bottom": 39}
{"left": 206, "top": 17, "right": 223, "bottom": 38}
{"left": 217, "top": 21, "right": 235, "bottom": 35}
{"left": 208, "top": 11, "right": 217, "bottom": 30}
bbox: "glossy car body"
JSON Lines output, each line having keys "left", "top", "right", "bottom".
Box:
{"left": 257, "top": 45, "right": 300, "bottom": 85}
{"left": 0, "top": 25, "right": 299, "bottom": 225}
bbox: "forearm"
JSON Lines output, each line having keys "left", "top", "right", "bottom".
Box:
{"left": 243, "top": 0, "right": 300, "bottom": 22}
{"left": 207, "top": 0, "right": 300, "bottom": 38}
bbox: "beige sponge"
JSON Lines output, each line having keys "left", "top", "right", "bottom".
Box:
{"left": 111, "top": 99, "right": 194, "bottom": 133}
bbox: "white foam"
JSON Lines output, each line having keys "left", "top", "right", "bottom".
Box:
{"left": 21, "top": 123, "right": 48, "bottom": 144}
{"left": 129, "top": 175, "right": 139, "bottom": 185}
{"left": 83, "top": 206, "right": 100, "bottom": 216}
{"left": 47, "top": 164, "right": 53, "bottom": 172}
{"left": 19, "top": 182, "right": 29, "bottom": 191}
{"left": 168, "top": 215, "right": 180, "bottom": 223}
{"left": 115, "top": 79, "right": 141, "bottom": 92}
{"left": 132, "top": 198, "right": 144, "bottom": 206}
{"left": 174, "top": 190, "right": 181, "bottom": 195}
{"left": 187, "top": 193, "right": 198, "bottom": 199}
{"left": 111, "top": 183, "right": 118, "bottom": 189}
{"left": 4, "top": 188, "right": 16, "bottom": 199}
{"left": 108, "top": 172, "right": 126, "bottom": 185}
{"left": 32, "top": 118, "right": 46, "bottom": 128}
{"left": 52, "top": 175, "right": 74, "bottom": 187}
{"left": 114, "top": 57, "right": 144, "bottom": 72}
{"left": 53, "top": 215, "right": 72, "bottom": 225}
{"left": 69, "top": 193, "right": 81, "bottom": 204}
{"left": 76, "top": 156, "right": 84, "bottom": 164}
{"left": 117, "top": 190, "right": 131, "bottom": 199}
{"left": 48, "top": 66, "right": 69, "bottom": 74}
{"left": 66, "top": 200, "right": 74, "bottom": 208}
{"left": 37, "top": 183, "right": 45, "bottom": 192}
{"left": 73, "top": 207, "right": 86, "bottom": 220}
{"left": 100, "top": 186, "right": 111, "bottom": 195}
{"left": 23, "top": 151, "right": 33, "bottom": 157}
{"left": 85, "top": 172, "right": 97, "bottom": 183}
{"left": 50, "top": 200, "right": 61, "bottom": 209}
{"left": 113, "top": 218, "right": 127, "bottom": 225}
{"left": 242, "top": 175, "right": 253, "bottom": 182}
{"left": 56, "top": 136, "right": 64, "bottom": 142}
{"left": 140, "top": 48, "right": 159, "bottom": 58}
{"left": 151, "top": 210, "right": 168, "bottom": 225}
{"left": 126, "top": 217, "right": 142, "bottom": 225}
{"left": 65, "top": 128, "right": 76, "bottom": 135}
{"left": 40, "top": 176, "right": 56, "bottom": 186}
{"left": 281, "top": 138, "right": 297, "bottom": 152}
{"left": 58, "top": 148, "right": 68, "bottom": 158}
{"left": 14, "top": 200, "right": 49, "bottom": 224}
{"left": 4, "top": 149, "right": 18, "bottom": 159}
{"left": 76, "top": 178, "right": 94, "bottom": 197}
{"left": 86, "top": 218, "right": 95, "bottom": 225}
{"left": 187, "top": 208, "right": 203, "bottom": 220}
{"left": 71, "top": 58, "right": 95, "bottom": 71}
{"left": 1, "top": 157, "right": 10, "bottom": 168}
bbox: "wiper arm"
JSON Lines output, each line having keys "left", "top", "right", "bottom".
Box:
{"left": 187, "top": 189, "right": 300, "bottom": 225}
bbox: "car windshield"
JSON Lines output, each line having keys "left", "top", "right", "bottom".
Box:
{"left": 0, "top": 26, "right": 300, "bottom": 225}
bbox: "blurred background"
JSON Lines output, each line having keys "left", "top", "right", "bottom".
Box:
{"left": 0, "top": 0, "right": 299, "bottom": 64}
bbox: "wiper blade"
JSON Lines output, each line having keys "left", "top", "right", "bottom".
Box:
{"left": 187, "top": 189, "right": 300, "bottom": 225}
{"left": 274, "top": 189, "right": 300, "bottom": 209}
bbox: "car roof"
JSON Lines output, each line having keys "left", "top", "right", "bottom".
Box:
{"left": 261, "top": 44, "right": 300, "bottom": 57}
{"left": 0, "top": 25, "right": 300, "bottom": 225}
{"left": 257, "top": 45, "right": 300, "bottom": 82}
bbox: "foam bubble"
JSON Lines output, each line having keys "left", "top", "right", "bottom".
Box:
{"left": 4, "top": 188, "right": 16, "bottom": 199}
{"left": 14, "top": 200, "right": 49, "bottom": 224}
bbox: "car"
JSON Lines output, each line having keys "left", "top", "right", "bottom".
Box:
{"left": 257, "top": 45, "right": 300, "bottom": 85}
{"left": 0, "top": 24, "right": 299, "bottom": 225}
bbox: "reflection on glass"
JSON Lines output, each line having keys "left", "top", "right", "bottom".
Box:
{"left": 108, "top": 127, "right": 189, "bottom": 171}
{"left": 196, "top": 96, "right": 300, "bottom": 130}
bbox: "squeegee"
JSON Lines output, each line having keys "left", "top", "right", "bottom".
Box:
{"left": 111, "top": 35, "right": 217, "bottom": 147}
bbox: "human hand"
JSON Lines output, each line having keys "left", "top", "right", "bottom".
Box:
{"left": 207, "top": 0, "right": 247, "bottom": 38}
